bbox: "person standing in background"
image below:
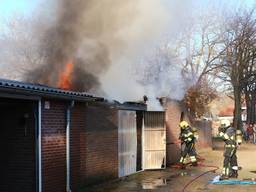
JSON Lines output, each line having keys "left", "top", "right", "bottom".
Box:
{"left": 247, "top": 124, "right": 254, "bottom": 143}
{"left": 253, "top": 124, "right": 256, "bottom": 144}
{"left": 218, "top": 120, "right": 242, "bottom": 180}
{"left": 242, "top": 122, "right": 249, "bottom": 141}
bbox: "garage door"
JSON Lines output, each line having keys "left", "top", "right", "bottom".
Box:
{"left": 143, "top": 111, "right": 166, "bottom": 170}
{"left": 118, "top": 110, "right": 137, "bottom": 177}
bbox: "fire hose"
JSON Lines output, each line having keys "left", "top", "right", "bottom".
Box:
{"left": 169, "top": 155, "right": 219, "bottom": 192}
{"left": 167, "top": 141, "right": 220, "bottom": 191}
{"left": 181, "top": 162, "right": 219, "bottom": 192}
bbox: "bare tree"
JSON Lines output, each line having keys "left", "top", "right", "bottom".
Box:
{"left": 216, "top": 10, "right": 256, "bottom": 129}
{"left": 138, "top": 12, "right": 223, "bottom": 117}
{"left": 0, "top": 15, "right": 50, "bottom": 80}
{"left": 176, "top": 13, "right": 224, "bottom": 117}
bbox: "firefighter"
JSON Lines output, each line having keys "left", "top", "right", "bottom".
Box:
{"left": 219, "top": 120, "right": 242, "bottom": 180}
{"left": 179, "top": 121, "right": 198, "bottom": 169}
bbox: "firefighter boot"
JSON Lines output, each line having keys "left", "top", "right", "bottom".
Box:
{"left": 179, "top": 163, "right": 186, "bottom": 169}
{"left": 219, "top": 174, "right": 229, "bottom": 180}
{"left": 220, "top": 168, "right": 229, "bottom": 180}
{"left": 229, "top": 170, "right": 238, "bottom": 178}
{"left": 179, "top": 157, "right": 186, "bottom": 169}
{"left": 190, "top": 156, "right": 197, "bottom": 166}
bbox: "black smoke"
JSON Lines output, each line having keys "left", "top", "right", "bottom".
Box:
{"left": 26, "top": 0, "right": 111, "bottom": 93}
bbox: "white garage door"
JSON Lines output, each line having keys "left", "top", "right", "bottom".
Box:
{"left": 118, "top": 110, "right": 137, "bottom": 177}
{"left": 143, "top": 111, "right": 166, "bottom": 170}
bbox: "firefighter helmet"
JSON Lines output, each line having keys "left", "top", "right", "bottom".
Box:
{"left": 220, "top": 119, "right": 230, "bottom": 127}
{"left": 179, "top": 121, "right": 189, "bottom": 129}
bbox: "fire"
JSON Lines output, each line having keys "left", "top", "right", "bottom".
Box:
{"left": 58, "top": 60, "right": 74, "bottom": 90}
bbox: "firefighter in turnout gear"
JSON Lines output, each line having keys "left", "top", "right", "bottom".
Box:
{"left": 219, "top": 120, "right": 242, "bottom": 180}
{"left": 179, "top": 121, "right": 198, "bottom": 169}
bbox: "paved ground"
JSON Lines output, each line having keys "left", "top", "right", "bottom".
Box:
{"left": 81, "top": 142, "right": 256, "bottom": 192}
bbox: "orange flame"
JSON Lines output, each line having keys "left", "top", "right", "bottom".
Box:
{"left": 58, "top": 60, "right": 74, "bottom": 90}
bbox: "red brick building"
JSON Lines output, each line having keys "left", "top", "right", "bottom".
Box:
{"left": 0, "top": 79, "right": 212, "bottom": 192}
{"left": 0, "top": 79, "right": 146, "bottom": 192}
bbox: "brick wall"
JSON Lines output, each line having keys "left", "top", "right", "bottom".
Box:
{"left": 70, "top": 103, "right": 86, "bottom": 191}
{"left": 41, "top": 100, "right": 67, "bottom": 192}
{"left": 165, "top": 100, "right": 186, "bottom": 165}
{"left": 80, "top": 104, "right": 118, "bottom": 186}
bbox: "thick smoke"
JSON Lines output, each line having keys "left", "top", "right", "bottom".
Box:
{"left": 24, "top": 0, "right": 191, "bottom": 108}
{"left": 27, "top": 0, "right": 109, "bottom": 93}
{"left": 27, "top": 0, "right": 188, "bottom": 97}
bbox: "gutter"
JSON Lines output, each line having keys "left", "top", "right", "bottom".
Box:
{"left": 0, "top": 87, "right": 101, "bottom": 102}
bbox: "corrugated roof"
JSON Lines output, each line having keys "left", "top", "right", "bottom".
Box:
{"left": 0, "top": 78, "right": 102, "bottom": 101}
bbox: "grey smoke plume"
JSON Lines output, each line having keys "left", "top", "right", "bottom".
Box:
{"left": 27, "top": 0, "right": 109, "bottom": 93}
{"left": 19, "top": 0, "right": 195, "bottom": 110}
{"left": 26, "top": 0, "right": 189, "bottom": 98}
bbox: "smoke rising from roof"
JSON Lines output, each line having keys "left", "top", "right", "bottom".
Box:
{"left": 21, "top": 0, "right": 190, "bottom": 107}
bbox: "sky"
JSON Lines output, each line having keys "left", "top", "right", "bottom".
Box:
{"left": 197, "top": 0, "right": 255, "bottom": 9}
{"left": 0, "top": 0, "right": 255, "bottom": 22}
{"left": 0, "top": 0, "right": 42, "bottom": 19}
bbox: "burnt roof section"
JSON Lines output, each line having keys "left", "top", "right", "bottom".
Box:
{"left": 0, "top": 78, "right": 103, "bottom": 101}
{"left": 120, "top": 101, "right": 147, "bottom": 111}
{"left": 86, "top": 100, "right": 147, "bottom": 111}
{"left": 114, "top": 101, "right": 147, "bottom": 111}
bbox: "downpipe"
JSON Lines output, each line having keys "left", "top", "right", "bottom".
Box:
{"left": 66, "top": 100, "right": 75, "bottom": 192}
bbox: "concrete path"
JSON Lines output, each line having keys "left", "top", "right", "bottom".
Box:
{"left": 81, "top": 143, "right": 256, "bottom": 192}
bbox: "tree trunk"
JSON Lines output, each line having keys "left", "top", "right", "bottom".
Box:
{"left": 252, "top": 93, "right": 256, "bottom": 123}
{"left": 245, "top": 91, "right": 251, "bottom": 123}
{"left": 233, "top": 85, "right": 242, "bottom": 130}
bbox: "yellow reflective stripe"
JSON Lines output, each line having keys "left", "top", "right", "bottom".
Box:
{"left": 190, "top": 156, "right": 197, "bottom": 162}
{"left": 223, "top": 168, "right": 229, "bottom": 175}
{"left": 224, "top": 133, "right": 229, "bottom": 139}
{"left": 179, "top": 157, "right": 184, "bottom": 163}
{"left": 187, "top": 138, "right": 192, "bottom": 141}
{"left": 220, "top": 132, "right": 224, "bottom": 136}
{"left": 230, "top": 136, "right": 235, "bottom": 140}
{"left": 226, "top": 145, "right": 235, "bottom": 147}
{"left": 226, "top": 168, "right": 229, "bottom": 175}
{"left": 184, "top": 132, "right": 193, "bottom": 137}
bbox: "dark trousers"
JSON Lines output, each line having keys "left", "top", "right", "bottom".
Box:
{"left": 180, "top": 142, "right": 197, "bottom": 163}
{"left": 223, "top": 147, "right": 237, "bottom": 175}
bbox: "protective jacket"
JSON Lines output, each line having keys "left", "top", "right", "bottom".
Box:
{"left": 179, "top": 125, "right": 197, "bottom": 165}
{"left": 219, "top": 125, "right": 241, "bottom": 178}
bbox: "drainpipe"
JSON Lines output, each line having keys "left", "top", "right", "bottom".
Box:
{"left": 66, "top": 100, "right": 74, "bottom": 192}
{"left": 38, "top": 100, "right": 42, "bottom": 192}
